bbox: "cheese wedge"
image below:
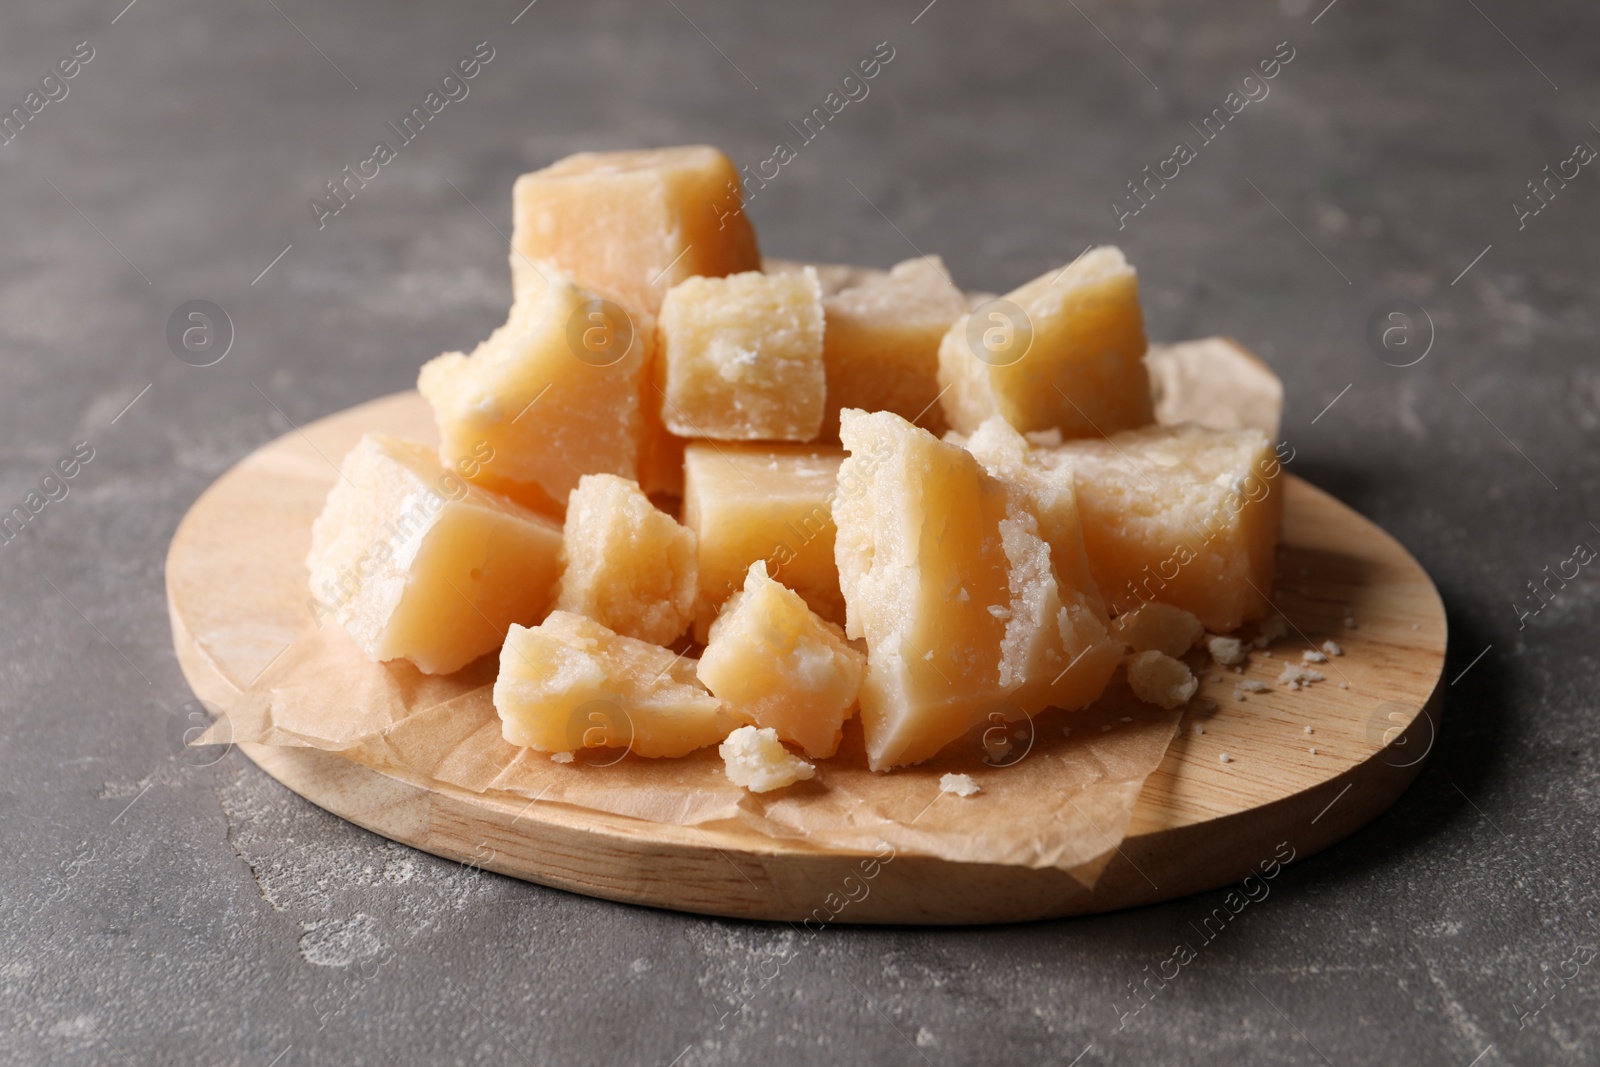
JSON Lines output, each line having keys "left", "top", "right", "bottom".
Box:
{"left": 681, "top": 441, "right": 846, "bottom": 639}
{"left": 820, "top": 256, "right": 969, "bottom": 440}
{"left": 697, "top": 561, "right": 865, "bottom": 759}
{"left": 418, "top": 268, "right": 648, "bottom": 515}
{"left": 657, "top": 268, "right": 826, "bottom": 441}
{"left": 553, "top": 474, "right": 696, "bottom": 645}
{"left": 509, "top": 145, "right": 761, "bottom": 314}
{"left": 306, "top": 434, "right": 564, "bottom": 675}
{"left": 833, "top": 409, "right": 1119, "bottom": 770}
{"left": 937, "top": 246, "right": 1153, "bottom": 438}
{"left": 494, "top": 611, "right": 732, "bottom": 757}
{"left": 1040, "top": 424, "right": 1283, "bottom": 632}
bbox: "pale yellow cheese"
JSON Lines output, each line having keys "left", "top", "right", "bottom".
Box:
{"left": 306, "top": 434, "right": 563, "bottom": 675}
{"left": 993, "top": 505, "right": 1125, "bottom": 724}
{"left": 680, "top": 441, "right": 846, "bottom": 639}
{"left": 1146, "top": 336, "right": 1283, "bottom": 441}
{"left": 959, "top": 416, "right": 1106, "bottom": 619}
{"left": 494, "top": 611, "right": 731, "bottom": 757}
{"left": 657, "top": 268, "right": 826, "bottom": 441}
{"left": 510, "top": 145, "right": 761, "bottom": 314}
{"left": 1126, "top": 650, "right": 1198, "bottom": 709}
{"left": 719, "top": 725, "right": 816, "bottom": 793}
{"left": 697, "top": 561, "right": 865, "bottom": 759}
{"left": 418, "top": 268, "right": 648, "bottom": 516}
{"left": 937, "top": 246, "right": 1153, "bottom": 438}
{"left": 833, "top": 409, "right": 1119, "bottom": 770}
{"left": 820, "top": 256, "right": 969, "bottom": 440}
{"left": 553, "top": 474, "right": 696, "bottom": 645}
{"left": 1039, "top": 423, "right": 1283, "bottom": 632}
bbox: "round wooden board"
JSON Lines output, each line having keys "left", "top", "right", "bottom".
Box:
{"left": 166, "top": 391, "right": 1447, "bottom": 925}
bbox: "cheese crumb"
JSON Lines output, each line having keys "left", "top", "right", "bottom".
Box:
{"left": 1126, "top": 650, "right": 1199, "bottom": 710}
{"left": 1207, "top": 634, "right": 1246, "bottom": 667}
{"left": 1194, "top": 724, "right": 1205, "bottom": 735}
{"left": 939, "top": 772, "right": 981, "bottom": 798}
{"left": 719, "top": 726, "right": 816, "bottom": 793}
{"left": 1219, "top": 753, "right": 1232, "bottom": 763}
{"left": 550, "top": 751, "right": 575, "bottom": 764}
{"left": 1304, "top": 725, "right": 1314, "bottom": 735}
{"left": 1302, "top": 649, "right": 1328, "bottom": 663}
{"left": 1276, "top": 663, "right": 1326, "bottom": 690}
{"left": 1309, "top": 746, "right": 1318, "bottom": 755}
{"left": 1321, "top": 640, "right": 1344, "bottom": 657}
{"left": 1233, "top": 679, "right": 1270, "bottom": 701}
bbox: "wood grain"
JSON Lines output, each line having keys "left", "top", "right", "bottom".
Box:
{"left": 166, "top": 391, "right": 1446, "bottom": 924}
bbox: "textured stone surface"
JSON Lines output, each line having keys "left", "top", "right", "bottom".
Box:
{"left": 2, "top": 0, "right": 1596, "bottom": 1064}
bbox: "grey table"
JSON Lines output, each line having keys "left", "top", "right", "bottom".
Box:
{"left": 3, "top": 1, "right": 1596, "bottom": 1064}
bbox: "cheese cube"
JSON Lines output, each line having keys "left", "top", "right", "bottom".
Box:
{"left": 697, "top": 561, "right": 865, "bottom": 758}
{"left": 820, "top": 256, "right": 969, "bottom": 439}
{"left": 937, "top": 246, "right": 1153, "bottom": 438}
{"left": 719, "top": 725, "right": 816, "bottom": 793}
{"left": 657, "top": 269, "right": 826, "bottom": 441}
{"left": 510, "top": 146, "right": 761, "bottom": 314}
{"left": 306, "top": 434, "right": 564, "bottom": 675}
{"left": 833, "top": 409, "right": 1118, "bottom": 771}
{"left": 418, "top": 269, "right": 648, "bottom": 515}
{"left": 681, "top": 442, "right": 846, "bottom": 639}
{"left": 765, "top": 257, "right": 886, "bottom": 296}
{"left": 1039, "top": 424, "right": 1283, "bottom": 632}
{"left": 553, "top": 474, "right": 696, "bottom": 645}
{"left": 494, "top": 611, "right": 731, "bottom": 757}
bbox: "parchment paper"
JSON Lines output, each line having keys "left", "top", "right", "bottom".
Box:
{"left": 215, "top": 617, "right": 1181, "bottom": 887}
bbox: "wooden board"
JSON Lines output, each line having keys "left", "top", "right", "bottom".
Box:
{"left": 166, "top": 391, "right": 1447, "bottom": 924}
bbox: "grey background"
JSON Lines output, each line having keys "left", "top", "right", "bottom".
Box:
{"left": 2, "top": 0, "right": 1596, "bottom": 1064}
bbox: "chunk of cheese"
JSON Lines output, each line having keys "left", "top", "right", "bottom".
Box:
{"left": 494, "top": 611, "right": 731, "bottom": 757}
{"left": 994, "top": 506, "right": 1125, "bottom": 723}
{"left": 937, "top": 246, "right": 1153, "bottom": 437}
{"left": 1146, "top": 336, "right": 1283, "bottom": 441}
{"left": 553, "top": 473, "right": 696, "bottom": 645}
{"left": 510, "top": 145, "right": 761, "bottom": 314}
{"left": 1039, "top": 424, "right": 1283, "bottom": 632}
{"left": 959, "top": 416, "right": 1106, "bottom": 618}
{"left": 719, "top": 725, "right": 816, "bottom": 793}
{"left": 657, "top": 268, "right": 826, "bottom": 441}
{"left": 697, "top": 561, "right": 865, "bottom": 758}
{"left": 1126, "top": 650, "right": 1198, "bottom": 709}
{"left": 820, "top": 256, "right": 969, "bottom": 440}
{"left": 306, "top": 434, "right": 563, "bottom": 675}
{"left": 418, "top": 268, "right": 648, "bottom": 515}
{"left": 680, "top": 441, "right": 846, "bottom": 639}
{"left": 1112, "top": 602, "right": 1204, "bottom": 658}
{"left": 833, "top": 409, "right": 1118, "bottom": 770}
